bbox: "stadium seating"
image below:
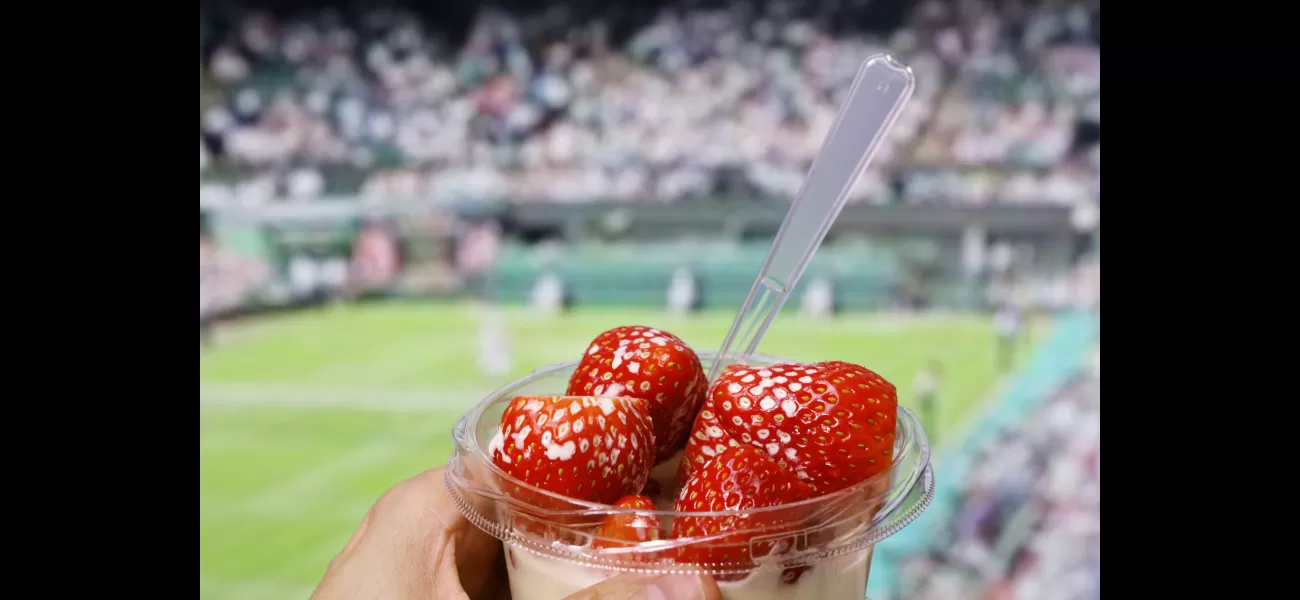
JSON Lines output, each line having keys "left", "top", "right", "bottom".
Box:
{"left": 199, "top": 0, "right": 1100, "bottom": 316}
{"left": 888, "top": 365, "right": 1099, "bottom": 600}
{"left": 872, "top": 311, "right": 1099, "bottom": 600}
{"left": 199, "top": 4, "right": 1100, "bottom": 595}
{"left": 199, "top": 0, "right": 1099, "bottom": 208}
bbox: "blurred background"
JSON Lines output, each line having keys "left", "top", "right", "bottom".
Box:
{"left": 198, "top": 0, "right": 1099, "bottom": 598}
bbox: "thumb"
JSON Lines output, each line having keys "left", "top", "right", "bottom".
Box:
{"left": 561, "top": 572, "right": 721, "bottom": 600}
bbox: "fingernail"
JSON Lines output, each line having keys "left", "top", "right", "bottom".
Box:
{"left": 647, "top": 574, "right": 706, "bottom": 600}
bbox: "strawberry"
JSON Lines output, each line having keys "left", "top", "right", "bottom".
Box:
{"left": 708, "top": 361, "right": 898, "bottom": 495}
{"left": 566, "top": 326, "right": 709, "bottom": 464}
{"left": 677, "top": 362, "right": 749, "bottom": 486}
{"left": 593, "top": 495, "right": 662, "bottom": 549}
{"left": 678, "top": 390, "right": 740, "bottom": 486}
{"left": 490, "top": 395, "right": 656, "bottom": 507}
{"left": 670, "top": 445, "right": 814, "bottom": 575}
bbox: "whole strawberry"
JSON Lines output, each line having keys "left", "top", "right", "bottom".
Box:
{"left": 490, "top": 395, "right": 656, "bottom": 506}
{"left": 709, "top": 361, "right": 898, "bottom": 495}
{"left": 593, "top": 495, "right": 663, "bottom": 549}
{"left": 677, "top": 363, "right": 749, "bottom": 485}
{"left": 671, "top": 445, "right": 813, "bottom": 574}
{"left": 677, "top": 393, "right": 741, "bottom": 486}
{"left": 566, "top": 326, "right": 708, "bottom": 464}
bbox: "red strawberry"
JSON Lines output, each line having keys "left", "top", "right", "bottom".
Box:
{"left": 490, "top": 395, "right": 656, "bottom": 506}
{"left": 677, "top": 362, "right": 750, "bottom": 486}
{"left": 593, "top": 495, "right": 662, "bottom": 549}
{"left": 566, "top": 326, "right": 708, "bottom": 464}
{"left": 709, "top": 361, "right": 898, "bottom": 495}
{"left": 678, "top": 391, "right": 740, "bottom": 486}
{"left": 671, "top": 445, "right": 813, "bottom": 576}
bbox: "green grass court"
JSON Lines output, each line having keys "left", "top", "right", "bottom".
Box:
{"left": 199, "top": 302, "right": 1033, "bottom": 600}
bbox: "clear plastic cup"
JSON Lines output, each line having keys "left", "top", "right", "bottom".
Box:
{"left": 446, "top": 352, "right": 935, "bottom": 600}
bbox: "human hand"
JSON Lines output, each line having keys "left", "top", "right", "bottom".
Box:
{"left": 312, "top": 466, "right": 722, "bottom": 600}
{"left": 311, "top": 467, "right": 506, "bottom": 600}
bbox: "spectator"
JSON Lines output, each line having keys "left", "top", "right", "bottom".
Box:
{"left": 994, "top": 303, "right": 1022, "bottom": 372}
{"left": 914, "top": 359, "right": 942, "bottom": 444}
{"left": 199, "top": 233, "right": 272, "bottom": 333}
{"left": 199, "top": 0, "right": 1096, "bottom": 207}
{"left": 348, "top": 221, "right": 402, "bottom": 295}
{"left": 894, "top": 356, "right": 1100, "bottom": 600}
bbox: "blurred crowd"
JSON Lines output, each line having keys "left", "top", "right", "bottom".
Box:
{"left": 199, "top": 0, "right": 1099, "bottom": 207}
{"left": 894, "top": 347, "right": 1100, "bottom": 600}
{"left": 201, "top": 233, "right": 272, "bottom": 323}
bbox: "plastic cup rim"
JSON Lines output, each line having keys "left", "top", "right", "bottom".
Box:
{"left": 452, "top": 351, "right": 932, "bottom": 518}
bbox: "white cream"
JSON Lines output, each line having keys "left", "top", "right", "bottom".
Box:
{"left": 504, "top": 542, "right": 872, "bottom": 600}
{"left": 504, "top": 448, "right": 875, "bottom": 599}
{"left": 497, "top": 428, "right": 886, "bottom": 598}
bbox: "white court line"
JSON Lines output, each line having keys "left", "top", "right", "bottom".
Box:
{"left": 199, "top": 382, "right": 477, "bottom": 597}
{"left": 199, "top": 576, "right": 315, "bottom": 600}
{"left": 302, "top": 331, "right": 456, "bottom": 386}
{"left": 199, "top": 384, "right": 487, "bottom": 412}
{"left": 817, "top": 313, "right": 987, "bottom": 334}
{"left": 201, "top": 386, "right": 476, "bottom": 519}
{"left": 240, "top": 437, "right": 404, "bottom": 515}
{"left": 235, "top": 411, "right": 443, "bottom": 516}
{"left": 204, "top": 424, "right": 436, "bottom": 587}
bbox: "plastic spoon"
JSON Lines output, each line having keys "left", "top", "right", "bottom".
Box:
{"left": 709, "top": 54, "right": 916, "bottom": 380}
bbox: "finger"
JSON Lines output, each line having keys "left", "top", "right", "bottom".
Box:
{"left": 324, "top": 510, "right": 372, "bottom": 575}
{"left": 338, "top": 511, "right": 371, "bottom": 558}
{"left": 315, "top": 467, "right": 467, "bottom": 600}
{"left": 560, "top": 572, "right": 721, "bottom": 600}
{"left": 417, "top": 466, "right": 503, "bottom": 598}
